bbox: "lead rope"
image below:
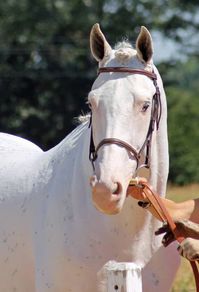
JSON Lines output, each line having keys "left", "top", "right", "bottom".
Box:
{"left": 128, "top": 180, "right": 199, "bottom": 292}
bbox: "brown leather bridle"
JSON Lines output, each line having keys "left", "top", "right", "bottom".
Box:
{"left": 89, "top": 67, "right": 161, "bottom": 171}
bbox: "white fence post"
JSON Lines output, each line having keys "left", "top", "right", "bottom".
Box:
{"left": 104, "top": 261, "right": 142, "bottom": 292}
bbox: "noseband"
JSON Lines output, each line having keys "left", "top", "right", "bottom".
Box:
{"left": 89, "top": 67, "right": 161, "bottom": 171}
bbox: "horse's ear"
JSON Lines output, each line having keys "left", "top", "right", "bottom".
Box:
{"left": 136, "top": 26, "right": 153, "bottom": 63}
{"left": 90, "top": 23, "right": 111, "bottom": 62}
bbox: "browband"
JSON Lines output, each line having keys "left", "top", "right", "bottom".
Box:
{"left": 98, "top": 67, "right": 157, "bottom": 80}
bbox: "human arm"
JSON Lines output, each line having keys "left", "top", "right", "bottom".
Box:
{"left": 146, "top": 198, "right": 199, "bottom": 223}
{"left": 171, "top": 198, "right": 199, "bottom": 224}
{"left": 127, "top": 178, "right": 199, "bottom": 223}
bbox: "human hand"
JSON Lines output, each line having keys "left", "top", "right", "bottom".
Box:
{"left": 155, "top": 219, "right": 199, "bottom": 247}
{"left": 178, "top": 238, "right": 199, "bottom": 261}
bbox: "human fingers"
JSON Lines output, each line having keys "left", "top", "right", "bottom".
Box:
{"left": 138, "top": 201, "right": 151, "bottom": 208}
{"left": 155, "top": 220, "right": 192, "bottom": 238}
{"left": 177, "top": 245, "right": 183, "bottom": 256}
{"left": 155, "top": 223, "right": 170, "bottom": 235}
{"left": 176, "top": 220, "right": 199, "bottom": 239}
{"left": 161, "top": 231, "right": 175, "bottom": 247}
{"left": 179, "top": 238, "right": 199, "bottom": 261}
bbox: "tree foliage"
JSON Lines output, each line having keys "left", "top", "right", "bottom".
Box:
{"left": 163, "top": 58, "right": 199, "bottom": 184}
{"left": 0, "top": 0, "right": 198, "bottom": 184}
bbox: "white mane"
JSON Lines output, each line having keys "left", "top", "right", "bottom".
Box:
{"left": 76, "top": 112, "right": 91, "bottom": 124}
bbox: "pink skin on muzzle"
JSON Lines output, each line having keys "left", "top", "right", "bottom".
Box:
{"left": 90, "top": 174, "right": 129, "bottom": 215}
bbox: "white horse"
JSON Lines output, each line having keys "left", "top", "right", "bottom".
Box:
{"left": 0, "top": 24, "right": 179, "bottom": 292}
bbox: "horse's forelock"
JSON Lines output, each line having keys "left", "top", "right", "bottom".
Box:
{"left": 76, "top": 113, "right": 91, "bottom": 124}
{"left": 114, "top": 40, "right": 133, "bottom": 50}
{"left": 114, "top": 41, "right": 137, "bottom": 64}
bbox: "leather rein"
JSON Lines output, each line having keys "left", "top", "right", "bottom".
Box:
{"left": 89, "top": 67, "right": 161, "bottom": 171}
{"left": 128, "top": 178, "right": 199, "bottom": 291}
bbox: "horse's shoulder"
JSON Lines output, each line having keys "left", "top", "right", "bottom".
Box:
{"left": 0, "top": 133, "right": 43, "bottom": 154}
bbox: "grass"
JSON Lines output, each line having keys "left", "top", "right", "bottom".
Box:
{"left": 166, "top": 184, "right": 199, "bottom": 291}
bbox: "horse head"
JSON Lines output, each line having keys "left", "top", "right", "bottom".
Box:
{"left": 89, "top": 24, "right": 166, "bottom": 215}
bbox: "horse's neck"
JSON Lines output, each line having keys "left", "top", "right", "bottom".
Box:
{"left": 45, "top": 121, "right": 92, "bottom": 196}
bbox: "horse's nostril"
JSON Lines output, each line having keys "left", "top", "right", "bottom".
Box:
{"left": 112, "top": 182, "right": 122, "bottom": 195}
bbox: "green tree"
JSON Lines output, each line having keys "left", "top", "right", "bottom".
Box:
{"left": 165, "top": 58, "right": 199, "bottom": 184}
{"left": 0, "top": 0, "right": 198, "bottom": 184}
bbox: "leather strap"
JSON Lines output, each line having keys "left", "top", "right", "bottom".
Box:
{"left": 128, "top": 180, "right": 199, "bottom": 291}
{"left": 93, "top": 138, "right": 140, "bottom": 168}
{"left": 89, "top": 66, "right": 162, "bottom": 171}
{"left": 98, "top": 67, "right": 157, "bottom": 80}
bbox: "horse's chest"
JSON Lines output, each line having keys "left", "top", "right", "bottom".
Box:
{"left": 61, "top": 202, "right": 142, "bottom": 267}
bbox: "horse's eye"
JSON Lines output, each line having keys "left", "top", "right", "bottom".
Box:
{"left": 87, "top": 102, "right": 92, "bottom": 110}
{"left": 141, "top": 102, "right": 150, "bottom": 112}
